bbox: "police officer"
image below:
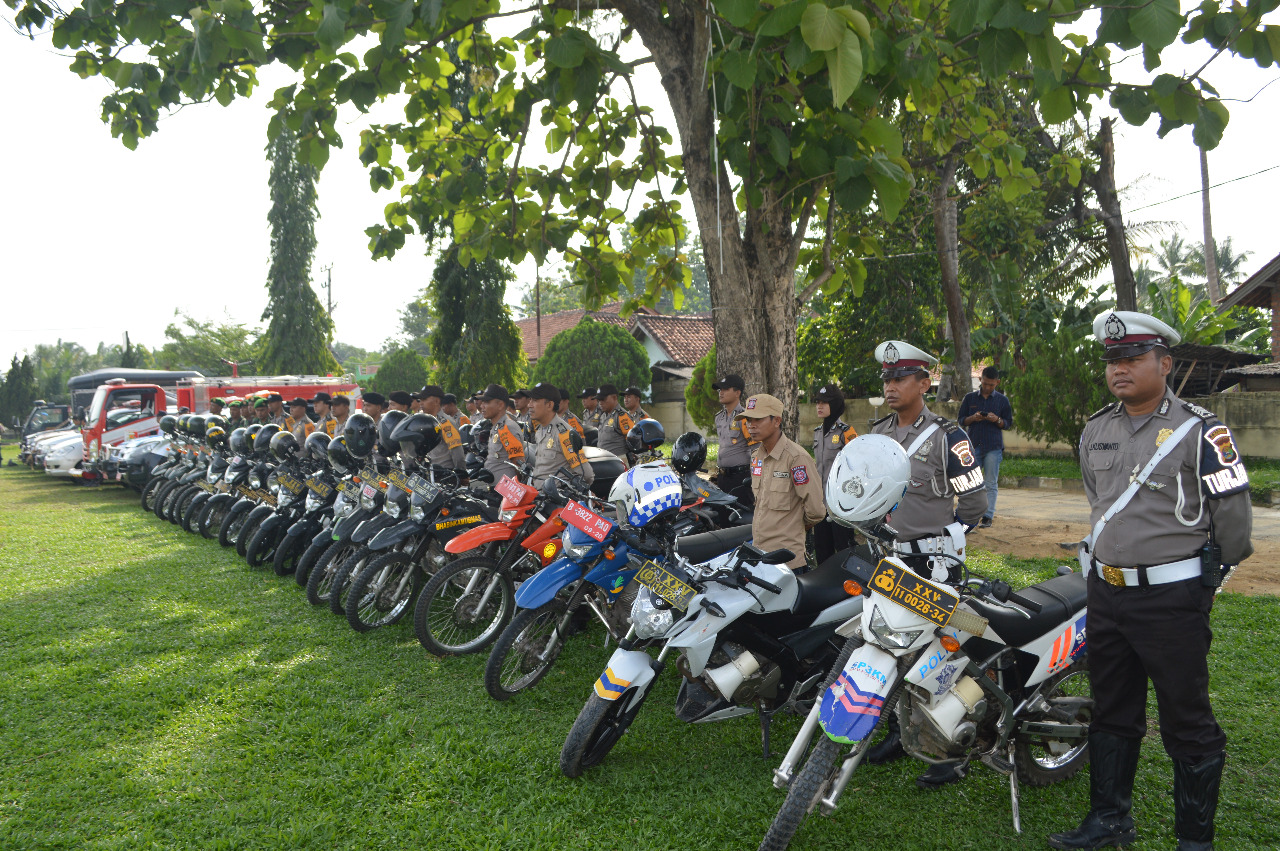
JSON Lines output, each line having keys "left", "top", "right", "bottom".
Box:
{"left": 312, "top": 392, "right": 338, "bottom": 437}
{"left": 442, "top": 393, "right": 470, "bottom": 426}
{"left": 361, "top": 392, "right": 386, "bottom": 425}
{"left": 812, "top": 384, "right": 858, "bottom": 563}
{"left": 865, "top": 340, "right": 987, "bottom": 785}
{"left": 388, "top": 390, "right": 413, "bottom": 413}
{"left": 558, "top": 388, "right": 585, "bottom": 437}
{"left": 477, "top": 384, "right": 529, "bottom": 482}
{"left": 595, "top": 383, "right": 630, "bottom": 462}
{"left": 621, "top": 386, "right": 649, "bottom": 423}
{"left": 527, "top": 382, "right": 594, "bottom": 490}
{"left": 512, "top": 389, "right": 532, "bottom": 426}
{"left": 265, "top": 393, "right": 287, "bottom": 426}
{"left": 286, "top": 396, "right": 314, "bottom": 443}
{"left": 331, "top": 394, "right": 351, "bottom": 432}
{"left": 1049, "top": 312, "right": 1252, "bottom": 851}
{"left": 711, "top": 374, "right": 757, "bottom": 506}
{"left": 417, "top": 385, "right": 467, "bottom": 475}
{"left": 579, "top": 387, "right": 602, "bottom": 429}
{"left": 738, "top": 393, "right": 825, "bottom": 571}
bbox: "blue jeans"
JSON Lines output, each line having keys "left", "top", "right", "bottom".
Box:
{"left": 975, "top": 447, "right": 1002, "bottom": 519}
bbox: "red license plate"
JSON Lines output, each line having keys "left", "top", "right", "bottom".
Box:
{"left": 563, "top": 501, "right": 612, "bottom": 542}
{"left": 362, "top": 483, "right": 377, "bottom": 499}
{"left": 495, "top": 476, "right": 532, "bottom": 505}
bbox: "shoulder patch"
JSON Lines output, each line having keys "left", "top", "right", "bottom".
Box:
{"left": 937, "top": 416, "right": 960, "bottom": 434}
{"left": 1183, "top": 401, "right": 1216, "bottom": 420}
{"left": 791, "top": 465, "right": 809, "bottom": 485}
{"left": 1088, "top": 402, "right": 1117, "bottom": 421}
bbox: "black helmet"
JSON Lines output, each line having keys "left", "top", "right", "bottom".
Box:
{"left": 304, "top": 431, "right": 332, "bottom": 462}
{"left": 625, "top": 419, "right": 665, "bottom": 453}
{"left": 206, "top": 425, "right": 229, "bottom": 451}
{"left": 205, "top": 414, "right": 229, "bottom": 433}
{"left": 159, "top": 415, "right": 178, "bottom": 435}
{"left": 270, "top": 430, "right": 300, "bottom": 462}
{"left": 459, "top": 423, "right": 474, "bottom": 449}
{"left": 176, "top": 413, "right": 191, "bottom": 435}
{"left": 254, "top": 423, "right": 282, "bottom": 454}
{"left": 343, "top": 412, "right": 377, "bottom": 459}
{"left": 244, "top": 423, "right": 263, "bottom": 451}
{"left": 187, "top": 414, "right": 207, "bottom": 440}
{"left": 378, "top": 410, "right": 408, "bottom": 458}
{"left": 228, "top": 427, "right": 250, "bottom": 455}
{"left": 389, "top": 413, "right": 441, "bottom": 461}
{"left": 470, "top": 419, "right": 492, "bottom": 456}
{"left": 671, "top": 432, "right": 707, "bottom": 474}
{"left": 327, "top": 435, "right": 359, "bottom": 475}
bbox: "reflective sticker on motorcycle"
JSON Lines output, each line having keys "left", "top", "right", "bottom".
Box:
{"left": 1048, "top": 613, "right": 1087, "bottom": 674}
{"left": 594, "top": 667, "right": 631, "bottom": 700}
{"left": 820, "top": 671, "right": 887, "bottom": 745}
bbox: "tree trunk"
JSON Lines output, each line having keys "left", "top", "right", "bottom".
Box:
{"left": 1085, "top": 118, "right": 1137, "bottom": 311}
{"left": 933, "top": 153, "right": 971, "bottom": 401}
{"left": 1200, "top": 147, "right": 1221, "bottom": 303}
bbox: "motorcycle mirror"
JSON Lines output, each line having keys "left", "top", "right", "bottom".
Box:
{"left": 544, "top": 478, "right": 561, "bottom": 500}
{"left": 760, "top": 548, "right": 794, "bottom": 565}
{"left": 569, "top": 430, "right": 584, "bottom": 453}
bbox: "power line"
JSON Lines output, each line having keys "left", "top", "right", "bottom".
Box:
{"left": 1127, "top": 163, "right": 1280, "bottom": 213}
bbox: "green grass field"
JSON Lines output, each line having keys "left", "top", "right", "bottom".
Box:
{"left": 1, "top": 464, "right": 1277, "bottom": 850}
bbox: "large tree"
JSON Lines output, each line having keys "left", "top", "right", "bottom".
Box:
{"left": 12, "top": 0, "right": 1276, "bottom": 432}
{"left": 428, "top": 245, "right": 527, "bottom": 393}
{"left": 155, "top": 312, "right": 260, "bottom": 376}
{"left": 258, "top": 122, "right": 340, "bottom": 376}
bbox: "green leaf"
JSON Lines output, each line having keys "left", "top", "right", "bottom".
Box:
{"left": 826, "top": 28, "right": 863, "bottom": 107}
{"left": 977, "top": 28, "right": 1025, "bottom": 77}
{"left": 722, "top": 50, "right": 757, "bottom": 89}
{"left": 1110, "top": 85, "right": 1154, "bottom": 125}
{"left": 382, "top": 0, "right": 414, "bottom": 48}
{"left": 861, "top": 116, "right": 902, "bottom": 158}
{"left": 832, "top": 6, "right": 871, "bottom": 41}
{"left": 714, "top": 0, "right": 758, "bottom": 28}
{"left": 316, "top": 3, "right": 350, "bottom": 51}
{"left": 1192, "top": 99, "right": 1229, "bottom": 150}
{"left": 949, "top": 0, "right": 981, "bottom": 35}
{"left": 546, "top": 33, "right": 588, "bottom": 69}
{"left": 801, "top": 4, "right": 845, "bottom": 51}
{"left": 766, "top": 125, "right": 791, "bottom": 167}
{"left": 759, "top": 0, "right": 808, "bottom": 37}
{"left": 1129, "top": 0, "right": 1183, "bottom": 51}
{"left": 1038, "top": 86, "right": 1074, "bottom": 124}
{"left": 868, "top": 168, "right": 906, "bottom": 221}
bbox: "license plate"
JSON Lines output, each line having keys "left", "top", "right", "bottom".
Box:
{"left": 307, "top": 475, "right": 333, "bottom": 498}
{"left": 495, "top": 475, "right": 531, "bottom": 504}
{"left": 386, "top": 468, "right": 409, "bottom": 491}
{"left": 635, "top": 561, "right": 696, "bottom": 612}
{"left": 198, "top": 481, "right": 214, "bottom": 492}
{"left": 362, "top": 483, "right": 377, "bottom": 499}
{"left": 360, "top": 467, "right": 387, "bottom": 490}
{"left": 563, "top": 501, "right": 612, "bottom": 542}
{"left": 340, "top": 480, "right": 361, "bottom": 499}
{"left": 408, "top": 474, "right": 441, "bottom": 502}
{"left": 868, "top": 559, "right": 959, "bottom": 628}
{"left": 237, "top": 484, "right": 255, "bottom": 498}
{"left": 278, "top": 473, "right": 305, "bottom": 495}
{"left": 259, "top": 490, "right": 277, "bottom": 507}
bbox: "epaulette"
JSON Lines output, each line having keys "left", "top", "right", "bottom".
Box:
{"left": 872, "top": 412, "right": 894, "bottom": 427}
{"left": 937, "top": 415, "right": 960, "bottom": 434}
{"left": 1088, "top": 402, "right": 1117, "bottom": 421}
{"left": 1183, "top": 401, "right": 1216, "bottom": 420}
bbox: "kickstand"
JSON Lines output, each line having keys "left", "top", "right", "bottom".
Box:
{"left": 1008, "top": 741, "right": 1021, "bottom": 834}
{"left": 760, "top": 711, "right": 773, "bottom": 759}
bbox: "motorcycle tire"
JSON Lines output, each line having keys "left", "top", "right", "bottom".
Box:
{"left": 757, "top": 736, "right": 842, "bottom": 851}
{"left": 199, "top": 499, "right": 230, "bottom": 540}
{"left": 1013, "top": 659, "right": 1092, "bottom": 787}
{"left": 483, "top": 599, "right": 568, "bottom": 702}
{"left": 246, "top": 522, "right": 283, "bottom": 570}
{"left": 559, "top": 683, "right": 653, "bottom": 779}
{"left": 169, "top": 485, "right": 199, "bottom": 525}
{"left": 414, "top": 555, "right": 514, "bottom": 657}
{"left": 272, "top": 532, "right": 304, "bottom": 577}
{"left": 328, "top": 545, "right": 372, "bottom": 616}
{"left": 140, "top": 477, "right": 164, "bottom": 513}
{"left": 295, "top": 538, "right": 332, "bottom": 588}
{"left": 180, "top": 494, "right": 206, "bottom": 533}
{"left": 153, "top": 479, "right": 181, "bottom": 520}
{"left": 237, "top": 511, "right": 268, "bottom": 559}
{"left": 217, "top": 501, "right": 252, "bottom": 548}
{"left": 345, "top": 551, "right": 420, "bottom": 632}
{"left": 306, "top": 540, "right": 358, "bottom": 607}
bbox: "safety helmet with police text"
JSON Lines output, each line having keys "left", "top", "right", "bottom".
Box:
{"left": 825, "top": 434, "right": 910, "bottom": 527}
{"left": 205, "top": 425, "right": 229, "bottom": 451}
{"left": 270, "top": 430, "right": 301, "bottom": 462}
{"left": 608, "top": 461, "right": 682, "bottom": 527}
{"left": 244, "top": 423, "right": 263, "bottom": 452}
{"left": 159, "top": 415, "right": 178, "bottom": 436}
{"left": 327, "top": 435, "right": 359, "bottom": 475}
{"left": 228, "top": 427, "right": 250, "bottom": 456}
{"left": 378, "top": 410, "right": 408, "bottom": 459}
{"left": 253, "top": 423, "right": 282, "bottom": 455}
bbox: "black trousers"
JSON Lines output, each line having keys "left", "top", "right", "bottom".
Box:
{"left": 813, "top": 519, "right": 851, "bottom": 564}
{"left": 1086, "top": 574, "right": 1226, "bottom": 760}
{"left": 717, "top": 466, "right": 754, "bottom": 507}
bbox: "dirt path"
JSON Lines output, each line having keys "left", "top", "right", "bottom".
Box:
{"left": 968, "top": 487, "right": 1280, "bottom": 597}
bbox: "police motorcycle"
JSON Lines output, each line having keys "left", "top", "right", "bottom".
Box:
{"left": 139, "top": 415, "right": 185, "bottom": 513}
{"left": 216, "top": 424, "right": 279, "bottom": 550}
{"left": 180, "top": 419, "right": 233, "bottom": 533}
{"left": 232, "top": 424, "right": 292, "bottom": 559}
{"left": 342, "top": 412, "right": 501, "bottom": 633}
{"left": 757, "top": 435, "right": 1091, "bottom": 851}
{"left": 197, "top": 426, "right": 256, "bottom": 539}
{"left": 146, "top": 414, "right": 200, "bottom": 518}
{"left": 292, "top": 435, "right": 357, "bottom": 588}
{"left": 155, "top": 415, "right": 212, "bottom": 523}
{"left": 484, "top": 459, "right": 733, "bottom": 703}
{"left": 165, "top": 415, "right": 223, "bottom": 527}
{"left": 268, "top": 432, "right": 340, "bottom": 578}
{"left": 244, "top": 429, "right": 320, "bottom": 571}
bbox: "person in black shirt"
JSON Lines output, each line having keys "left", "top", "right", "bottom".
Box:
{"left": 956, "top": 365, "right": 1013, "bottom": 527}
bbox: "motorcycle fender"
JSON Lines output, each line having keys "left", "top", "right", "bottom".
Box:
{"left": 1022, "top": 610, "right": 1087, "bottom": 687}
{"left": 444, "top": 521, "right": 516, "bottom": 554}
{"left": 515, "top": 557, "right": 585, "bottom": 609}
{"left": 312, "top": 524, "right": 337, "bottom": 547}
{"left": 288, "top": 517, "right": 320, "bottom": 539}
{"left": 205, "top": 492, "right": 237, "bottom": 511}
{"left": 369, "top": 519, "right": 427, "bottom": 551}
{"left": 582, "top": 545, "right": 638, "bottom": 602}
{"left": 351, "top": 513, "right": 395, "bottom": 545}
{"left": 331, "top": 508, "right": 372, "bottom": 541}
{"left": 188, "top": 491, "right": 212, "bottom": 511}
{"left": 593, "top": 648, "right": 656, "bottom": 703}
{"left": 819, "top": 644, "right": 898, "bottom": 745}
{"left": 257, "top": 514, "right": 284, "bottom": 537}
{"left": 245, "top": 504, "right": 275, "bottom": 528}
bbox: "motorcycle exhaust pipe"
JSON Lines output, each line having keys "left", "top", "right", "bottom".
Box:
{"left": 705, "top": 650, "right": 761, "bottom": 701}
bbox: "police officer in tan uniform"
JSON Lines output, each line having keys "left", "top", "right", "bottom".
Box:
{"left": 1049, "top": 312, "right": 1252, "bottom": 851}
{"left": 558, "top": 388, "right": 585, "bottom": 437}
{"left": 266, "top": 393, "right": 287, "bottom": 426}
{"left": 388, "top": 390, "right": 413, "bottom": 413}
{"left": 478, "top": 383, "right": 529, "bottom": 482}
{"left": 513, "top": 389, "right": 532, "bottom": 429}
{"left": 739, "top": 394, "right": 825, "bottom": 572}
{"left": 360, "top": 392, "right": 385, "bottom": 425}
{"left": 811, "top": 383, "right": 858, "bottom": 563}
{"left": 527, "top": 383, "right": 594, "bottom": 490}
{"left": 330, "top": 395, "right": 351, "bottom": 432}
{"left": 312, "top": 392, "right": 338, "bottom": 437}
{"left": 712, "top": 374, "right": 757, "bottom": 506}
{"left": 579, "top": 387, "right": 603, "bottom": 430}
{"left": 285, "top": 396, "right": 314, "bottom": 443}
{"left": 417, "top": 385, "right": 466, "bottom": 474}
{"left": 621, "top": 386, "right": 649, "bottom": 424}
{"left": 595, "top": 383, "right": 630, "bottom": 461}
{"left": 442, "top": 393, "right": 470, "bottom": 426}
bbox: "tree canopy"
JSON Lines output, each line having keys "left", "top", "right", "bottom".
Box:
{"left": 155, "top": 313, "right": 260, "bottom": 376}
{"left": 428, "top": 244, "right": 527, "bottom": 394}
{"left": 368, "top": 347, "right": 431, "bottom": 395}
{"left": 530, "top": 318, "right": 650, "bottom": 397}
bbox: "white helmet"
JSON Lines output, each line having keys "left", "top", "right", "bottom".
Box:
{"left": 825, "top": 434, "right": 910, "bottom": 527}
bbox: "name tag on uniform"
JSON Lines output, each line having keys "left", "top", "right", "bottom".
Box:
{"left": 772, "top": 471, "right": 789, "bottom": 478}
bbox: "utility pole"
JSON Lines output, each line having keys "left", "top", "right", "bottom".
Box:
{"left": 318, "top": 264, "right": 335, "bottom": 315}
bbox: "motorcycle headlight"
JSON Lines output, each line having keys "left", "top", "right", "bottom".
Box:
{"left": 631, "top": 587, "right": 674, "bottom": 640}
{"left": 384, "top": 500, "right": 402, "bottom": 519}
{"left": 306, "top": 493, "right": 321, "bottom": 512}
{"left": 500, "top": 508, "right": 518, "bottom": 522}
{"left": 360, "top": 492, "right": 376, "bottom": 511}
{"left": 560, "top": 528, "right": 595, "bottom": 561}
{"left": 277, "top": 489, "right": 294, "bottom": 507}
{"left": 267, "top": 471, "right": 279, "bottom": 489}
{"left": 335, "top": 500, "right": 355, "bottom": 520}
{"left": 867, "top": 605, "right": 924, "bottom": 650}
{"left": 249, "top": 472, "right": 262, "bottom": 489}
{"left": 409, "top": 503, "right": 424, "bottom": 521}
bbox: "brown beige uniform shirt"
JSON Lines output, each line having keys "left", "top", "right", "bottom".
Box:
{"left": 749, "top": 434, "right": 826, "bottom": 570}
{"left": 530, "top": 415, "right": 595, "bottom": 490}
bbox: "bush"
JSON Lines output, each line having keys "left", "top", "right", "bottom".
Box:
{"left": 531, "top": 318, "right": 649, "bottom": 398}
{"left": 1001, "top": 332, "right": 1112, "bottom": 461}
{"left": 369, "top": 348, "right": 431, "bottom": 396}
{"left": 685, "top": 344, "right": 718, "bottom": 430}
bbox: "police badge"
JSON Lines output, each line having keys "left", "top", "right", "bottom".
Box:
{"left": 1103, "top": 313, "right": 1126, "bottom": 340}
{"left": 883, "top": 343, "right": 900, "bottom": 364}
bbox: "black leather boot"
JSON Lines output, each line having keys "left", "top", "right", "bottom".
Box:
{"left": 1174, "top": 751, "right": 1224, "bottom": 850}
{"left": 866, "top": 713, "right": 905, "bottom": 765}
{"left": 1048, "top": 732, "right": 1141, "bottom": 849}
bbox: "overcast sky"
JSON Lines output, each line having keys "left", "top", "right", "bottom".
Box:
{"left": 2, "top": 10, "right": 1277, "bottom": 373}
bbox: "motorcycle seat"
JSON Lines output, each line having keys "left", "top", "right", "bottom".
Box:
{"left": 673, "top": 525, "right": 754, "bottom": 565}
{"left": 793, "top": 554, "right": 856, "bottom": 614}
{"left": 964, "top": 572, "right": 1087, "bottom": 647}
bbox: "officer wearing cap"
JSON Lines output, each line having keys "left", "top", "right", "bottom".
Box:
{"left": 331, "top": 395, "right": 351, "bottom": 431}
{"left": 595, "top": 383, "right": 629, "bottom": 462}
{"left": 225, "top": 398, "right": 246, "bottom": 428}
{"left": 712, "top": 374, "right": 758, "bottom": 506}
{"left": 812, "top": 384, "right": 858, "bottom": 563}
{"left": 418, "top": 385, "right": 467, "bottom": 474}
{"left": 1049, "top": 311, "right": 1252, "bottom": 851}
{"left": 442, "top": 393, "right": 470, "bottom": 426}
{"left": 312, "top": 392, "right": 337, "bottom": 437}
{"left": 513, "top": 389, "right": 532, "bottom": 427}
{"left": 557, "top": 388, "right": 585, "bottom": 437}
{"left": 527, "top": 383, "right": 594, "bottom": 490}
{"left": 266, "top": 393, "right": 287, "bottom": 426}
{"left": 208, "top": 397, "right": 226, "bottom": 416}
{"left": 286, "top": 396, "right": 315, "bottom": 443}
{"left": 478, "top": 384, "right": 530, "bottom": 482}
{"left": 253, "top": 396, "right": 271, "bottom": 424}
{"left": 579, "top": 387, "right": 602, "bottom": 429}
{"left": 388, "top": 390, "right": 413, "bottom": 413}
{"left": 739, "top": 394, "right": 824, "bottom": 571}
{"left": 361, "top": 392, "right": 386, "bottom": 424}
{"left": 621, "top": 386, "right": 649, "bottom": 422}
{"left": 864, "top": 340, "right": 987, "bottom": 785}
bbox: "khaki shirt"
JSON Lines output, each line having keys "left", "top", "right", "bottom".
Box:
{"left": 813, "top": 418, "right": 859, "bottom": 498}
{"left": 581, "top": 407, "right": 604, "bottom": 430}
{"left": 870, "top": 405, "right": 987, "bottom": 541}
{"left": 485, "top": 412, "right": 530, "bottom": 483}
{"left": 1080, "top": 388, "right": 1253, "bottom": 567}
{"left": 749, "top": 434, "right": 826, "bottom": 570}
{"left": 563, "top": 409, "right": 585, "bottom": 437}
{"left": 716, "top": 404, "right": 759, "bottom": 468}
{"left": 530, "top": 415, "right": 594, "bottom": 490}
{"left": 314, "top": 414, "right": 338, "bottom": 438}
{"left": 269, "top": 413, "right": 288, "bottom": 427}
{"left": 286, "top": 414, "right": 315, "bottom": 444}
{"left": 427, "top": 414, "right": 467, "bottom": 472}
{"left": 596, "top": 407, "right": 630, "bottom": 458}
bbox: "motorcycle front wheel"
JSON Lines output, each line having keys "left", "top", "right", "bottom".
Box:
{"left": 484, "top": 599, "right": 568, "bottom": 701}
{"left": 1014, "top": 659, "right": 1092, "bottom": 786}
{"left": 246, "top": 522, "right": 283, "bottom": 569}
{"left": 140, "top": 477, "right": 164, "bottom": 512}
{"left": 169, "top": 485, "right": 199, "bottom": 525}
{"left": 414, "top": 555, "right": 514, "bottom": 657}
{"left": 199, "top": 499, "right": 230, "bottom": 539}
{"left": 295, "top": 538, "right": 331, "bottom": 588}
{"left": 559, "top": 685, "right": 652, "bottom": 779}
{"left": 180, "top": 494, "right": 206, "bottom": 533}
{"left": 328, "top": 545, "right": 372, "bottom": 615}
{"left": 237, "top": 512, "right": 267, "bottom": 559}
{"left": 306, "top": 540, "right": 357, "bottom": 607}
{"left": 153, "top": 479, "right": 181, "bottom": 520}
{"left": 757, "top": 736, "right": 842, "bottom": 851}
{"left": 346, "top": 552, "right": 420, "bottom": 632}
{"left": 217, "top": 501, "right": 252, "bottom": 548}
{"left": 272, "top": 532, "right": 304, "bottom": 577}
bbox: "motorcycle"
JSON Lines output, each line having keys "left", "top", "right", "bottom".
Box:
{"left": 305, "top": 458, "right": 386, "bottom": 607}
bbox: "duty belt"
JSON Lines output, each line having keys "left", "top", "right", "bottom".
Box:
{"left": 719, "top": 464, "right": 750, "bottom": 474}
{"left": 894, "top": 536, "right": 949, "bottom": 555}
{"left": 1093, "top": 556, "right": 1200, "bottom": 588}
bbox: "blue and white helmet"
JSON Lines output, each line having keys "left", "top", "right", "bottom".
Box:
{"left": 609, "top": 461, "right": 682, "bottom": 527}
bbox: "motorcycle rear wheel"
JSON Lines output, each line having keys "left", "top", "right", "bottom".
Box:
{"left": 1014, "top": 659, "right": 1092, "bottom": 787}
{"left": 246, "top": 522, "right": 283, "bottom": 569}
{"left": 559, "top": 685, "right": 651, "bottom": 778}
{"left": 484, "top": 599, "right": 568, "bottom": 701}
{"left": 140, "top": 477, "right": 164, "bottom": 512}
{"left": 757, "top": 736, "right": 842, "bottom": 851}
{"left": 295, "top": 538, "right": 331, "bottom": 588}
{"left": 346, "top": 552, "right": 420, "bottom": 632}
{"left": 272, "top": 533, "right": 304, "bottom": 577}
{"left": 414, "top": 555, "right": 514, "bottom": 657}
{"left": 306, "top": 539, "right": 358, "bottom": 607}
{"left": 217, "top": 501, "right": 252, "bottom": 548}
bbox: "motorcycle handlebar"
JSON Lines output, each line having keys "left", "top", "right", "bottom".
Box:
{"left": 745, "top": 573, "right": 782, "bottom": 595}
{"left": 621, "top": 532, "right": 663, "bottom": 557}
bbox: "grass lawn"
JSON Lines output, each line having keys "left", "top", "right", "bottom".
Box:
{"left": 1, "top": 465, "right": 1277, "bottom": 850}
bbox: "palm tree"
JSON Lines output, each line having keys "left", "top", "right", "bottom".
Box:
{"left": 1153, "top": 233, "right": 1196, "bottom": 280}
{"left": 1189, "top": 236, "right": 1253, "bottom": 287}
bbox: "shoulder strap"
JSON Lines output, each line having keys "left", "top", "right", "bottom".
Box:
{"left": 904, "top": 422, "right": 941, "bottom": 457}
{"left": 1090, "top": 416, "right": 1201, "bottom": 552}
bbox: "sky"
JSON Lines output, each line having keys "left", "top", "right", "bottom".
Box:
{"left": 2, "top": 10, "right": 1278, "bottom": 373}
